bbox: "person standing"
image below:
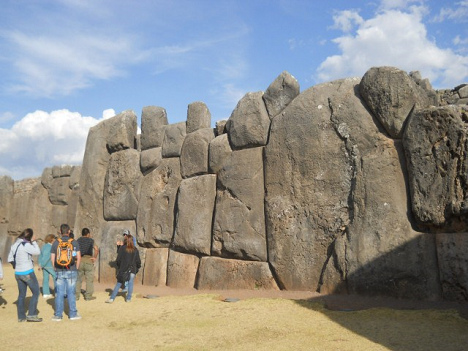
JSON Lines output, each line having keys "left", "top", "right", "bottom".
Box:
{"left": 75, "top": 228, "right": 99, "bottom": 301}
{"left": 8, "top": 228, "right": 42, "bottom": 322}
{"left": 38, "top": 234, "right": 56, "bottom": 299}
{"left": 106, "top": 234, "right": 141, "bottom": 303}
{"left": 50, "top": 223, "right": 81, "bottom": 321}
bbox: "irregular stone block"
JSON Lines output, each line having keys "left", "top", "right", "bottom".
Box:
{"left": 142, "top": 248, "right": 169, "bottom": 286}
{"left": 107, "top": 110, "right": 138, "bottom": 153}
{"left": 140, "top": 147, "right": 162, "bottom": 174}
{"left": 186, "top": 101, "right": 211, "bottom": 133}
{"left": 161, "top": 122, "right": 186, "bottom": 158}
{"left": 196, "top": 257, "right": 279, "bottom": 290}
{"left": 104, "top": 149, "right": 143, "bottom": 221}
{"left": 173, "top": 175, "right": 216, "bottom": 255}
{"left": 360, "top": 66, "right": 437, "bottom": 138}
{"left": 212, "top": 147, "right": 267, "bottom": 261}
{"left": 69, "top": 166, "right": 81, "bottom": 190}
{"left": 166, "top": 250, "right": 199, "bottom": 288}
{"left": 215, "top": 119, "right": 227, "bottom": 136}
{"left": 140, "top": 106, "right": 168, "bottom": 150}
{"left": 226, "top": 92, "right": 270, "bottom": 149}
{"left": 52, "top": 165, "right": 72, "bottom": 178}
{"left": 403, "top": 106, "right": 468, "bottom": 227}
{"left": 263, "top": 71, "right": 300, "bottom": 119}
{"left": 180, "top": 128, "right": 215, "bottom": 178}
{"left": 208, "top": 134, "right": 232, "bottom": 174}
{"left": 458, "top": 85, "right": 468, "bottom": 99}
{"left": 136, "top": 158, "right": 182, "bottom": 247}
{"left": 48, "top": 177, "right": 71, "bottom": 206}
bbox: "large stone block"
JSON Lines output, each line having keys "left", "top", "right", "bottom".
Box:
{"left": 212, "top": 147, "right": 267, "bottom": 261}
{"left": 103, "top": 149, "right": 142, "bottom": 221}
{"left": 196, "top": 257, "right": 279, "bottom": 290}
{"left": 140, "top": 106, "right": 168, "bottom": 150}
{"left": 403, "top": 106, "right": 468, "bottom": 228}
{"left": 107, "top": 110, "right": 138, "bottom": 153}
{"left": 166, "top": 250, "right": 199, "bottom": 288}
{"left": 226, "top": 92, "right": 270, "bottom": 149}
{"left": 161, "top": 122, "right": 186, "bottom": 158}
{"left": 48, "top": 177, "right": 71, "bottom": 206}
{"left": 140, "top": 147, "right": 162, "bottom": 174}
{"left": 180, "top": 128, "right": 215, "bottom": 178}
{"left": 186, "top": 101, "right": 211, "bottom": 133}
{"left": 263, "top": 71, "right": 300, "bottom": 119}
{"left": 173, "top": 175, "right": 216, "bottom": 255}
{"left": 0, "top": 176, "right": 14, "bottom": 260}
{"left": 208, "top": 134, "right": 232, "bottom": 174}
{"left": 142, "top": 248, "right": 169, "bottom": 286}
{"left": 136, "top": 158, "right": 182, "bottom": 247}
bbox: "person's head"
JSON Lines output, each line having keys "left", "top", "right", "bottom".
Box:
{"left": 125, "top": 234, "right": 135, "bottom": 252}
{"left": 82, "top": 228, "right": 90, "bottom": 237}
{"left": 20, "top": 228, "right": 34, "bottom": 242}
{"left": 60, "top": 224, "right": 70, "bottom": 236}
{"left": 44, "top": 234, "right": 56, "bottom": 244}
{"left": 123, "top": 229, "right": 130, "bottom": 237}
{"left": 69, "top": 230, "right": 74, "bottom": 239}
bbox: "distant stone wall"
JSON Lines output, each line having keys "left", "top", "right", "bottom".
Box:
{"left": 1, "top": 66, "right": 467, "bottom": 302}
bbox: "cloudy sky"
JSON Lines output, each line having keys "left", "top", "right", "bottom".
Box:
{"left": 0, "top": 0, "right": 467, "bottom": 180}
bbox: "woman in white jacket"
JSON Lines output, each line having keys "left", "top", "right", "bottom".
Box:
{"left": 8, "top": 228, "right": 42, "bottom": 322}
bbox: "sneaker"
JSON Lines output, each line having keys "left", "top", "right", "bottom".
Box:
{"left": 18, "top": 319, "right": 26, "bottom": 322}
{"left": 43, "top": 294, "right": 53, "bottom": 299}
{"left": 26, "top": 316, "right": 43, "bottom": 322}
{"left": 70, "top": 314, "right": 82, "bottom": 321}
{"left": 105, "top": 299, "right": 114, "bottom": 304}
{"left": 125, "top": 299, "right": 131, "bottom": 303}
{"left": 51, "top": 315, "right": 63, "bottom": 322}
{"left": 85, "top": 296, "right": 96, "bottom": 301}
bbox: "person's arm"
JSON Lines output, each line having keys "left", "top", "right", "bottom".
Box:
{"left": 51, "top": 252, "right": 56, "bottom": 270}
{"left": 92, "top": 244, "right": 99, "bottom": 263}
{"left": 75, "top": 250, "right": 81, "bottom": 270}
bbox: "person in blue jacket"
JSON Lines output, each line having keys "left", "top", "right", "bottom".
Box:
{"left": 38, "top": 234, "right": 56, "bottom": 299}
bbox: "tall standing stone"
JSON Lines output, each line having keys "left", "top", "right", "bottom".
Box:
{"left": 263, "top": 71, "right": 300, "bottom": 119}
{"left": 161, "top": 122, "right": 186, "bottom": 158}
{"left": 186, "top": 101, "right": 211, "bottom": 133}
{"left": 180, "top": 128, "right": 215, "bottom": 178}
{"left": 140, "top": 106, "right": 168, "bottom": 150}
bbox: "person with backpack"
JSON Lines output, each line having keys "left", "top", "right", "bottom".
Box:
{"left": 38, "top": 234, "right": 56, "bottom": 299}
{"left": 75, "top": 227, "right": 99, "bottom": 301}
{"left": 106, "top": 234, "right": 141, "bottom": 303}
{"left": 50, "top": 223, "right": 81, "bottom": 321}
{"left": 7, "top": 228, "right": 42, "bottom": 322}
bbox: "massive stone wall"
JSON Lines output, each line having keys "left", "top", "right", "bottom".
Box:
{"left": 1, "top": 66, "right": 468, "bottom": 302}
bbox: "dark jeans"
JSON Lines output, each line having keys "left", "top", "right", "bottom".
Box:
{"left": 15, "top": 272, "right": 40, "bottom": 320}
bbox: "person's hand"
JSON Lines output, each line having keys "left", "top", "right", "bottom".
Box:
{"left": 116, "top": 240, "right": 123, "bottom": 246}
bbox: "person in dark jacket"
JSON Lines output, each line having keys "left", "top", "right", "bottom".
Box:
{"left": 106, "top": 234, "right": 141, "bottom": 303}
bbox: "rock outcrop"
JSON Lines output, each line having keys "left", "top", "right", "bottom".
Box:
{"left": 2, "top": 68, "right": 468, "bottom": 302}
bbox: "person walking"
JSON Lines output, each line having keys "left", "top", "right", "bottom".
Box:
{"left": 76, "top": 227, "right": 99, "bottom": 301}
{"left": 38, "top": 234, "right": 56, "bottom": 299}
{"left": 7, "top": 228, "right": 42, "bottom": 322}
{"left": 50, "top": 223, "right": 81, "bottom": 321}
{"left": 106, "top": 234, "right": 141, "bottom": 303}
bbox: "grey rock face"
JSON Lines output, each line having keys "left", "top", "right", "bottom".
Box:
{"left": 196, "top": 257, "right": 279, "bottom": 290}
{"left": 212, "top": 147, "right": 267, "bottom": 261}
{"left": 263, "top": 71, "right": 300, "bottom": 119}
{"left": 142, "top": 248, "right": 169, "bottom": 286}
{"left": 208, "top": 134, "right": 232, "bottom": 174}
{"left": 140, "top": 147, "right": 162, "bottom": 174}
{"left": 173, "top": 175, "right": 216, "bottom": 255}
{"left": 161, "top": 122, "right": 186, "bottom": 158}
{"left": 0, "top": 176, "right": 14, "bottom": 259}
{"left": 186, "top": 101, "right": 211, "bottom": 134}
{"left": 226, "top": 92, "right": 270, "bottom": 149}
{"left": 103, "top": 149, "right": 142, "bottom": 221}
{"left": 140, "top": 106, "right": 168, "bottom": 151}
{"left": 106, "top": 110, "right": 138, "bottom": 153}
{"left": 166, "top": 250, "right": 199, "bottom": 288}
{"left": 136, "top": 158, "right": 182, "bottom": 247}
{"left": 360, "top": 66, "right": 437, "bottom": 138}
{"left": 403, "top": 106, "right": 468, "bottom": 227}
{"left": 215, "top": 119, "right": 227, "bottom": 136}
{"left": 180, "top": 128, "right": 215, "bottom": 178}
{"left": 52, "top": 165, "right": 72, "bottom": 178}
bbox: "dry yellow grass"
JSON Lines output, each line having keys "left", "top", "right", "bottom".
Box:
{"left": 1, "top": 264, "right": 467, "bottom": 351}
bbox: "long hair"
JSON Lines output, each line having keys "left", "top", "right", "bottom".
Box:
{"left": 125, "top": 235, "right": 136, "bottom": 253}
{"left": 20, "top": 228, "right": 34, "bottom": 242}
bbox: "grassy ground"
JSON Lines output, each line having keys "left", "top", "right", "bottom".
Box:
{"left": 1, "top": 264, "right": 467, "bottom": 351}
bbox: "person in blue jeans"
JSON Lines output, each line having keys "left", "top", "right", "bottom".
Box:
{"left": 50, "top": 224, "right": 82, "bottom": 321}
{"left": 8, "top": 228, "right": 42, "bottom": 322}
{"left": 106, "top": 234, "right": 141, "bottom": 303}
{"left": 38, "top": 234, "right": 56, "bottom": 298}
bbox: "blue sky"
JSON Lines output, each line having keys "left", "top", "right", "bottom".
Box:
{"left": 0, "top": 0, "right": 467, "bottom": 180}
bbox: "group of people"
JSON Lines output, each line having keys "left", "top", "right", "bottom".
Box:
{"left": 6, "top": 223, "right": 141, "bottom": 322}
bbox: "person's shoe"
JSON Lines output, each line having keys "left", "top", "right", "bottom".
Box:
{"left": 125, "top": 299, "right": 131, "bottom": 303}
{"left": 51, "top": 315, "right": 62, "bottom": 322}
{"left": 26, "top": 316, "right": 43, "bottom": 322}
{"left": 85, "top": 296, "right": 96, "bottom": 301}
{"left": 70, "top": 314, "right": 82, "bottom": 320}
{"left": 105, "top": 299, "right": 114, "bottom": 304}
{"left": 81, "top": 289, "right": 86, "bottom": 294}
{"left": 18, "top": 319, "right": 26, "bottom": 322}
{"left": 43, "top": 294, "right": 53, "bottom": 299}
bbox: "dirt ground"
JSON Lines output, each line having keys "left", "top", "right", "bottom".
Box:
{"left": 1, "top": 264, "right": 468, "bottom": 351}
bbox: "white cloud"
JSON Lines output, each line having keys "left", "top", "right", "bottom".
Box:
{"left": 331, "top": 10, "right": 364, "bottom": 33}
{"left": 316, "top": 7, "right": 468, "bottom": 88}
{"left": 0, "top": 111, "right": 15, "bottom": 124}
{"left": 0, "top": 109, "right": 105, "bottom": 180}
{"left": 432, "top": 1, "right": 468, "bottom": 23}
{"left": 102, "top": 109, "right": 116, "bottom": 119}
